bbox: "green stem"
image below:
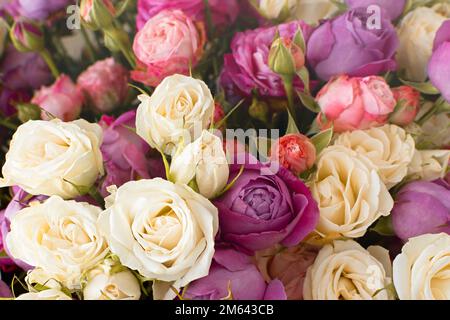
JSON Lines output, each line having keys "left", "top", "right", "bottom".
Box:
{"left": 40, "top": 50, "right": 60, "bottom": 79}
{"left": 0, "top": 118, "right": 18, "bottom": 130}
{"left": 88, "top": 186, "right": 105, "bottom": 208}
{"left": 282, "top": 76, "right": 300, "bottom": 134}
{"left": 81, "top": 25, "right": 97, "bottom": 62}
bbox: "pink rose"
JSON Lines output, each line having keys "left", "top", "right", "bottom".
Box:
{"left": 131, "top": 10, "right": 206, "bottom": 87}
{"left": 136, "top": 0, "right": 239, "bottom": 31}
{"left": 389, "top": 86, "right": 421, "bottom": 126}
{"left": 77, "top": 58, "right": 129, "bottom": 113}
{"left": 316, "top": 75, "right": 396, "bottom": 133}
{"left": 32, "top": 74, "right": 83, "bottom": 121}
{"left": 255, "top": 244, "right": 319, "bottom": 300}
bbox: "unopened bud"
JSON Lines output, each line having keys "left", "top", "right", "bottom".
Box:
{"left": 268, "top": 37, "right": 305, "bottom": 77}
{"left": 10, "top": 20, "right": 44, "bottom": 53}
{"left": 80, "top": 0, "right": 116, "bottom": 30}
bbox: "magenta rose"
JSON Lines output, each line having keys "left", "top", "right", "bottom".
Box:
{"left": 131, "top": 9, "right": 206, "bottom": 87}
{"left": 136, "top": 0, "right": 239, "bottom": 31}
{"left": 32, "top": 74, "right": 83, "bottom": 121}
{"left": 220, "top": 21, "right": 312, "bottom": 98}
{"left": 0, "top": 187, "right": 46, "bottom": 272}
{"left": 345, "top": 0, "right": 406, "bottom": 21}
{"left": 316, "top": 75, "right": 396, "bottom": 133}
{"left": 0, "top": 279, "right": 11, "bottom": 298}
{"left": 392, "top": 179, "right": 450, "bottom": 242}
{"left": 99, "top": 111, "right": 165, "bottom": 197}
{"left": 1, "top": 0, "right": 71, "bottom": 20}
{"left": 428, "top": 21, "right": 450, "bottom": 104}
{"left": 77, "top": 58, "right": 129, "bottom": 113}
{"left": 214, "top": 154, "right": 319, "bottom": 253}
{"left": 184, "top": 245, "right": 286, "bottom": 300}
{"left": 307, "top": 8, "right": 398, "bottom": 81}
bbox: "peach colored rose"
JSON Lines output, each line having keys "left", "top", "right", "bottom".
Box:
{"left": 255, "top": 244, "right": 319, "bottom": 300}
{"left": 131, "top": 10, "right": 206, "bottom": 87}
{"left": 390, "top": 86, "right": 420, "bottom": 126}
{"left": 316, "top": 75, "right": 396, "bottom": 133}
{"left": 32, "top": 74, "right": 83, "bottom": 122}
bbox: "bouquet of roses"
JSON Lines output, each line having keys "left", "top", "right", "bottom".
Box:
{"left": 0, "top": 0, "right": 449, "bottom": 301}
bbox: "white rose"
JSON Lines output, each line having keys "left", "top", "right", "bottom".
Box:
{"left": 408, "top": 149, "right": 450, "bottom": 181}
{"left": 292, "top": 0, "right": 341, "bottom": 25}
{"left": 98, "top": 178, "right": 219, "bottom": 300}
{"left": 334, "top": 124, "right": 416, "bottom": 189}
{"left": 253, "top": 0, "right": 297, "bottom": 20}
{"left": 397, "top": 4, "right": 450, "bottom": 81}
{"left": 83, "top": 259, "right": 141, "bottom": 300}
{"left": 6, "top": 196, "right": 109, "bottom": 290}
{"left": 16, "top": 289, "right": 72, "bottom": 300}
{"left": 170, "top": 130, "right": 229, "bottom": 199}
{"left": 310, "top": 146, "right": 393, "bottom": 241}
{"left": 303, "top": 240, "right": 393, "bottom": 300}
{"left": 0, "top": 119, "right": 104, "bottom": 199}
{"left": 393, "top": 233, "right": 450, "bottom": 300}
{"left": 136, "top": 74, "right": 214, "bottom": 155}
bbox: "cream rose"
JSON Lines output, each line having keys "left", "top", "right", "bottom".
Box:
{"left": 98, "top": 178, "right": 219, "bottom": 300}
{"left": 136, "top": 74, "right": 214, "bottom": 155}
{"left": 397, "top": 4, "right": 450, "bottom": 81}
{"left": 170, "top": 130, "right": 229, "bottom": 199}
{"left": 334, "top": 124, "right": 416, "bottom": 189}
{"left": 83, "top": 259, "right": 141, "bottom": 300}
{"left": 16, "top": 289, "right": 72, "bottom": 300}
{"left": 6, "top": 196, "right": 109, "bottom": 290}
{"left": 303, "top": 240, "right": 393, "bottom": 300}
{"left": 0, "top": 119, "right": 104, "bottom": 199}
{"left": 310, "top": 146, "right": 393, "bottom": 241}
{"left": 393, "top": 233, "right": 450, "bottom": 300}
{"left": 292, "top": 0, "right": 341, "bottom": 25}
{"left": 253, "top": 0, "right": 297, "bottom": 20}
{"left": 408, "top": 149, "right": 450, "bottom": 181}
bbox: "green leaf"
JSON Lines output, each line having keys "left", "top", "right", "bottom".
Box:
{"left": 293, "top": 28, "right": 306, "bottom": 53}
{"left": 371, "top": 216, "right": 395, "bottom": 236}
{"left": 399, "top": 79, "right": 440, "bottom": 95}
{"left": 310, "top": 127, "right": 333, "bottom": 154}
{"left": 128, "top": 83, "right": 150, "bottom": 96}
{"left": 297, "top": 67, "right": 310, "bottom": 94}
{"left": 297, "top": 91, "right": 321, "bottom": 113}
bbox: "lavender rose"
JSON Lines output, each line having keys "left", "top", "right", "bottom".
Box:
{"left": 184, "top": 245, "right": 287, "bottom": 300}
{"left": 345, "top": 0, "right": 406, "bottom": 21}
{"left": 392, "top": 179, "right": 450, "bottom": 241}
{"left": 214, "top": 154, "right": 319, "bottom": 252}
{"left": 99, "top": 111, "right": 166, "bottom": 197}
{"left": 1, "top": 0, "right": 71, "bottom": 20}
{"left": 307, "top": 8, "right": 398, "bottom": 81}
{"left": 428, "top": 20, "right": 450, "bottom": 104}
{"left": 220, "top": 21, "right": 312, "bottom": 98}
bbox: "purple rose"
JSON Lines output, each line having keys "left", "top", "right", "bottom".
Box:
{"left": 345, "top": 0, "right": 406, "bottom": 21}
{"left": 214, "top": 154, "right": 319, "bottom": 253}
{"left": 99, "top": 111, "right": 165, "bottom": 197}
{"left": 0, "top": 279, "right": 11, "bottom": 298}
{"left": 184, "top": 245, "right": 286, "bottom": 300}
{"left": 392, "top": 179, "right": 450, "bottom": 241}
{"left": 428, "top": 20, "right": 450, "bottom": 104}
{"left": 307, "top": 8, "right": 398, "bottom": 81}
{"left": 0, "top": 44, "right": 51, "bottom": 91}
{"left": 220, "top": 21, "right": 313, "bottom": 98}
{"left": 0, "top": 187, "right": 46, "bottom": 272}
{"left": 1, "top": 0, "right": 71, "bottom": 20}
{"left": 136, "top": 0, "right": 239, "bottom": 31}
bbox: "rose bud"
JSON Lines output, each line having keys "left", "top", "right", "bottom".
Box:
{"left": 77, "top": 58, "right": 129, "bottom": 113}
{"left": 270, "top": 134, "right": 316, "bottom": 176}
{"left": 389, "top": 86, "right": 421, "bottom": 126}
{"left": 80, "top": 0, "right": 116, "bottom": 30}
{"left": 316, "top": 75, "right": 396, "bottom": 133}
{"left": 268, "top": 37, "right": 305, "bottom": 77}
{"left": 392, "top": 179, "right": 450, "bottom": 242}
{"left": 9, "top": 19, "right": 45, "bottom": 53}
{"left": 170, "top": 130, "right": 229, "bottom": 199}
{"left": 32, "top": 74, "right": 83, "bottom": 121}
{"left": 83, "top": 259, "right": 141, "bottom": 300}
